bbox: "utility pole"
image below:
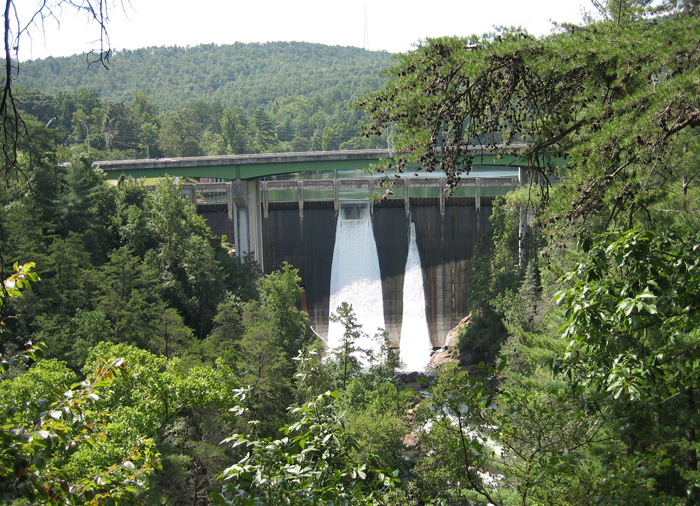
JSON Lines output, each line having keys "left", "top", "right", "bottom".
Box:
{"left": 363, "top": 7, "right": 369, "bottom": 51}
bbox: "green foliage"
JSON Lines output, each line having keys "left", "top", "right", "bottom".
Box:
{"left": 105, "top": 178, "right": 151, "bottom": 253}
{"left": 81, "top": 342, "right": 241, "bottom": 504}
{"left": 341, "top": 380, "right": 416, "bottom": 473}
{"left": 236, "top": 300, "right": 293, "bottom": 431}
{"left": 257, "top": 262, "right": 314, "bottom": 362}
{"left": 0, "top": 264, "right": 160, "bottom": 504}
{"left": 458, "top": 195, "right": 539, "bottom": 363}
{"left": 409, "top": 358, "right": 671, "bottom": 506}
{"left": 0, "top": 354, "right": 160, "bottom": 505}
{"left": 0, "top": 121, "right": 260, "bottom": 502}
{"left": 455, "top": 308, "right": 507, "bottom": 361}
{"left": 158, "top": 109, "right": 206, "bottom": 157}
{"left": 554, "top": 229, "right": 700, "bottom": 402}
{"left": 410, "top": 362, "right": 504, "bottom": 506}
{"left": 94, "top": 247, "right": 166, "bottom": 353}
{"left": 550, "top": 229, "right": 700, "bottom": 501}
{"left": 146, "top": 176, "right": 228, "bottom": 337}
{"left": 291, "top": 326, "right": 410, "bottom": 477}
{"left": 0, "top": 263, "right": 39, "bottom": 312}
{"left": 82, "top": 342, "right": 238, "bottom": 437}
{"left": 498, "top": 320, "right": 568, "bottom": 386}
{"left": 193, "top": 293, "right": 244, "bottom": 367}
{"left": 5, "top": 4, "right": 700, "bottom": 505}
{"left": 356, "top": 10, "right": 700, "bottom": 502}
{"left": 19, "top": 43, "right": 391, "bottom": 114}
{"left": 344, "top": 409, "right": 407, "bottom": 476}
{"left": 327, "top": 302, "right": 379, "bottom": 391}
{"left": 214, "top": 391, "right": 399, "bottom": 506}
{"left": 220, "top": 263, "right": 316, "bottom": 432}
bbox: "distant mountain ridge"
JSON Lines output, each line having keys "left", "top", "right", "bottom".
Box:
{"left": 16, "top": 41, "right": 395, "bottom": 113}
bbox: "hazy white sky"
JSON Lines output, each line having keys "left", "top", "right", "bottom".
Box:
{"left": 18, "top": 0, "right": 593, "bottom": 61}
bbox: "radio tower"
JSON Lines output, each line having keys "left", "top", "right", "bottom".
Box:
{"left": 363, "top": 6, "right": 369, "bottom": 51}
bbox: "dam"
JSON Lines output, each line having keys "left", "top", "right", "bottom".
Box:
{"left": 96, "top": 149, "right": 527, "bottom": 358}
{"left": 260, "top": 183, "right": 503, "bottom": 350}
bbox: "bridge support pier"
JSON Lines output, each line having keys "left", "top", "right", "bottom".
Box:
{"left": 474, "top": 178, "right": 481, "bottom": 214}
{"left": 404, "top": 180, "right": 410, "bottom": 217}
{"left": 231, "top": 180, "right": 264, "bottom": 267}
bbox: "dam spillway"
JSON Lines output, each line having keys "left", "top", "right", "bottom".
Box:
{"left": 400, "top": 220, "right": 432, "bottom": 371}
{"left": 327, "top": 202, "right": 385, "bottom": 358}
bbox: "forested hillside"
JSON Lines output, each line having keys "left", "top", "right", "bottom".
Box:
{"left": 13, "top": 42, "right": 393, "bottom": 159}
{"left": 17, "top": 42, "right": 392, "bottom": 112}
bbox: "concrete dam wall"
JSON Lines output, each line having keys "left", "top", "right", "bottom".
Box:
{"left": 262, "top": 197, "right": 493, "bottom": 349}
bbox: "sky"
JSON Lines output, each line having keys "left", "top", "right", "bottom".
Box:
{"left": 18, "top": 0, "right": 593, "bottom": 61}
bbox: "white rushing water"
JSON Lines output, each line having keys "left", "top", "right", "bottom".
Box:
{"left": 399, "top": 221, "right": 433, "bottom": 372}
{"left": 327, "top": 202, "right": 385, "bottom": 361}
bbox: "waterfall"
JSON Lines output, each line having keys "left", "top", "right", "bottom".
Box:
{"left": 327, "top": 202, "right": 384, "bottom": 361}
{"left": 400, "top": 221, "right": 432, "bottom": 372}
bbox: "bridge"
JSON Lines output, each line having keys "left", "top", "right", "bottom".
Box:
{"left": 93, "top": 147, "right": 534, "bottom": 180}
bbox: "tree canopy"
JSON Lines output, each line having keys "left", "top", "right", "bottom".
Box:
{"left": 358, "top": 3, "right": 700, "bottom": 234}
